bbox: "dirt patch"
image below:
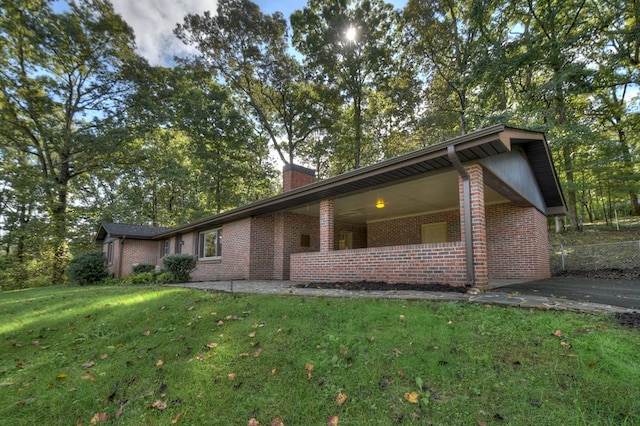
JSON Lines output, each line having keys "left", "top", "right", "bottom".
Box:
{"left": 614, "top": 312, "right": 640, "bottom": 332}
{"left": 555, "top": 268, "right": 640, "bottom": 280}
{"left": 294, "top": 281, "right": 468, "bottom": 293}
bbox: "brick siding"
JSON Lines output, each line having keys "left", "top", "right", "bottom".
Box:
{"left": 486, "top": 203, "right": 550, "bottom": 280}
{"left": 367, "top": 210, "right": 460, "bottom": 247}
{"left": 104, "top": 239, "right": 159, "bottom": 278}
{"left": 290, "top": 243, "right": 467, "bottom": 286}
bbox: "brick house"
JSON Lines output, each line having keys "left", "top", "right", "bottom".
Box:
{"left": 94, "top": 125, "right": 566, "bottom": 289}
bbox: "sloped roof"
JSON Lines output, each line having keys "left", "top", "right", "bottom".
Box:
{"left": 94, "top": 223, "right": 170, "bottom": 243}
{"left": 152, "top": 124, "right": 566, "bottom": 238}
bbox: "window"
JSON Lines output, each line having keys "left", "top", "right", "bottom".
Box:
{"left": 162, "top": 240, "right": 170, "bottom": 257}
{"left": 339, "top": 230, "right": 353, "bottom": 250}
{"left": 175, "top": 235, "right": 183, "bottom": 254}
{"left": 421, "top": 222, "right": 448, "bottom": 244}
{"left": 199, "top": 228, "right": 222, "bottom": 259}
{"left": 300, "top": 234, "right": 311, "bottom": 248}
{"left": 107, "top": 242, "right": 114, "bottom": 265}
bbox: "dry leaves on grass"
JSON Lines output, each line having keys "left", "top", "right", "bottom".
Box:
{"left": 149, "top": 400, "right": 167, "bottom": 411}
{"left": 336, "top": 392, "right": 347, "bottom": 406}
{"left": 90, "top": 412, "right": 108, "bottom": 424}
{"left": 404, "top": 392, "right": 419, "bottom": 404}
{"left": 327, "top": 415, "right": 339, "bottom": 425}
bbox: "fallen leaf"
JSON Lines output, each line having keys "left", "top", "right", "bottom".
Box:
{"left": 554, "top": 329, "right": 563, "bottom": 337}
{"left": 31, "top": 340, "right": 40, "bottom": 346}
{"left": 327, "top": 415, "right": 339, "bottom": 426}
{"left": 248, "top": 418, "right": 260, "bottom": 426}
{"left": 404, "top": 392, "right": 419, "bottom": 404}
{"left": 305, "top": 363, "right": 314, "bottom": 372}
{"left": 399, "top": 314, "right": 406, "bottom": 321}
{"left": 1, "top": 382, "right": 15, "bottom": 387}
{"left": 115, "top": 401, "right": 126, "bottom": 418}
{"left": 90, "top": 412, "right": 108, "bottom": 424}
{"left": 340, "top": 349, "right": 347, "bottom": 355}
{"left": 560, "top": 341, "right": 571, "bottom": 349}
{"left": 81, "top": 373, "right": 96, "bottom": 382}
{"left": 228, "top": 373, "right": 236, "bottom": 381}
{"left": 188, "top": 306, "right": 195, "bottom": 311}
{"left": 197, "top": 354, "right": 206, "bottom": 361}
{"left": 57, "top": 373, "right": 68, "bottom": 380}
{"left": 393, "top": 348, "right": 402, "bottom": 357}
{"left": 281, "top": 314, "right": 287, "bottom": 319}
{"left": 149, "top": 400, "right": 167, "bottom": 411}
{"left": 271, "top": 368, "right": 278, "bottom": 376}
{"left": 142, "top": 329, "right": 151, "bottom": 336}
{"left": 99, "top": 354, "right": 108, "bottom": 360}
{"left": 82, "top": 361, "right": 95, "bottom": 369}
{"left": 476, "top": 421, "right": 487, "bottom": 426}
{"left": 447, "top": 320, "right": 453, "bottom": 325}
{"left": 40, "top": 345, "right": 51, "bottom": 350}
{"left": 12, "top": 342, "right": 22, "bottom": 347}
{"left": 206, "top": 342, "right": 218, "bottom": 349}
{"left": 253, "top": 348, "right": 262, "bottom": 357}
{"left": 336, "top": 392, "right": 347, "bottom": 406}
{"left": 249, "top": 332, "right": 256, "bottom": 338}
{"left": 156, "top": 359, "right": 164, "bottom": 367}
{"left": 588, "top": 361, "right": 600, "bottom": 368}
{"left": 171, "top": 412, "right": 184, "bottom": 424}
{"left": 271, "top": 417, "right": 284, "bottom": 426}
{"left": 217, "top": 320, "right": 224, "bottom": 326}
{"left": 397, "top": 370, "right": 405, "bottom": 377}
{"left": 240, "top": 352, "right": 250, "bottom": 357}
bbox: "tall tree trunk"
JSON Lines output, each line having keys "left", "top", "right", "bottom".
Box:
{"left": 617, "top": 129, "right": 640, "bottom": 215}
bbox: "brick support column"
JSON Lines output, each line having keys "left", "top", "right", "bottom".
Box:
{"left": 459, "top": 164, "right": 488, "bottom": 289}
{"left": 320, "top": 199, "right": 335, "bottom": 253}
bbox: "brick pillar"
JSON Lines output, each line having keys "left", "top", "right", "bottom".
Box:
{"left": 320, "top": 199, "right": 335, "bottom": 252}
{"left": 459, "top": 164, "right": 488, "bottom": 289}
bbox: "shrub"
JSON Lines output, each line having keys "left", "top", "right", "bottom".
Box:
{"left": 156, "top": 271, "right": 175, "bottom": 284}
{"left": 124, "top": 272, "right": 155, "bottom": 285}
{"left": 67, "top": 250, "right": 108, "bottom": 286}
{"left": 163, "top": 254, "right": 197, "bottom": 282}
{"left": 132, "top": 263, "right": 156, "bottom": 275}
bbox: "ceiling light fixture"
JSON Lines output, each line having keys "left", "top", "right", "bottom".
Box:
{"left": 375, "top": 199, "right": 385, "bottom": 209}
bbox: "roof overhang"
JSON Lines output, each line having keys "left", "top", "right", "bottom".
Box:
{"left": 155, "top": 125, "right": 567, "bottom": 238}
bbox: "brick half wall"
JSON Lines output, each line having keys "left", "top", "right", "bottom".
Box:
{"left": 290, "top": 242, "right": 467, "bottom": 286}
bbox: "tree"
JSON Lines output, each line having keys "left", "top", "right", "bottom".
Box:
{"left": 0, "top": 0, "right": 140, "bottom": 282}
{"left": 506, "top": 0, "right": 603, "bottom": 230}
{"left": 175, "top": 0, "right": 323, "bottom": 167}
{"left": 291, "top": 0, "right": 399, "bottom": 169}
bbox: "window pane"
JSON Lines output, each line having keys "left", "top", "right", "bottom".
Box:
{"left": 205, "top": 231, "right": 218, "bottom": 257}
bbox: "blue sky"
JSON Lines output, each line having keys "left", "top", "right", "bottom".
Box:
{"left": 100, "top": 0, "right": 408, "bottom": 66}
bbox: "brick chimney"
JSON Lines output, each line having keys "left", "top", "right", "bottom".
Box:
{"left": 283, "top": 163, "right": 315, "bottom": 192}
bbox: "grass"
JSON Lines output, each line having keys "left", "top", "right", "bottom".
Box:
{"left": 1, "top": 285, "right": 639, "bottom": 425}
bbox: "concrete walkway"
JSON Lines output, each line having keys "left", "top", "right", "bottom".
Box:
{"left": 168, "top": 280, "right": 637, "bottom": 314}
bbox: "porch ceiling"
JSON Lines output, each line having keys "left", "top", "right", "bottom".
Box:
{"left": 289, "top": 170, "right": 508, "bottom": 225}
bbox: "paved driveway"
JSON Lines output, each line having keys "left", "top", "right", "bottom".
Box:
{"left": 492, "top": 277, "right": 640, "bottom": 310}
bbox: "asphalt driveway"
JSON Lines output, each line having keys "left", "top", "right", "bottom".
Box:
{"left": 492, "top": 277, "right": 640, "bottom": 310}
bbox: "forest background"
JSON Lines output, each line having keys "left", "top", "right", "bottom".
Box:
{"left": 1, "top": 0, "right": 638, "bottom": 288}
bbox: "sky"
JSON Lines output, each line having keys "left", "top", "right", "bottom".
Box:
{"left": 109, "top": 0, "right": 408, "bottom": 66}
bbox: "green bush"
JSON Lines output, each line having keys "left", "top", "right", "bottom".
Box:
{"left": 67, "top": 250, "right": 108, "bottom": 286}
{"left": 123, "top": 272, "right": 155, "bottom": 284}
{"left": 132, "top": 263, "right": 156, "bottom": 275}
{"left": 156, "top": 271, "right": 175, "bottom": 284}
{"left": 162, "top": 254, "right": 196, "bottom": 282}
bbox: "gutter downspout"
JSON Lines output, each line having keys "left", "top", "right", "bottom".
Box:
{"left": 447, "top": 145, "right": 474, "bottom": 287}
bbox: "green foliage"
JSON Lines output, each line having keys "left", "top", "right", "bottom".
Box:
{"left": 162, "top": 254, "right": 197, "bottom": 282}
{"left": 132, "top": 264, "right": 156, "bottom": 275}
{"left": 156, "top": 271, "right": 175, "bottom": 284}
{"left": 123, "top": 272, "right": 156, "bottom": 285}
{"left": 67, "top": 250, "right": 108, "bottom": 286}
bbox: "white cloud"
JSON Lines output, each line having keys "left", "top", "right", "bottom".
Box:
{"left": 112, "top": 0, "right": 216, "bottom": 66}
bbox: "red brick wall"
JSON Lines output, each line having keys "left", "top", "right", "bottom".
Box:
{"left": 191, "top": 219, "right": 252, "bottom": 281}
{"left": 249, "top": 215, "right": 275, "bottom": 280}
{"left": 334, "top": 223, "right": 367, "bottom": 249}
{"left": 367, "top": 210, "right": 460, "bottom": 247}
{"left": 104, "top": 239, "right": 159, "bottom": 278}
{"left": 283, "top": 165, "right": 315, "bottom": 191}
{"left": 486, "top": 203, "right": 550, "bottom": 280}
{"left": 290, "top": 243, "right": 467, "bottom": 286}
{"left": 462, "top": 165, "right": 488, "bottom": 288}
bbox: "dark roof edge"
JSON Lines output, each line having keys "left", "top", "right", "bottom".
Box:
{"left": 154, "top": 125, "right": 520, "bottom": 238}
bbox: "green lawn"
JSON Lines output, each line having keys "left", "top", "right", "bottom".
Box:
{"left": 1, "top": 285, "right": 638, "bottom": 425}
